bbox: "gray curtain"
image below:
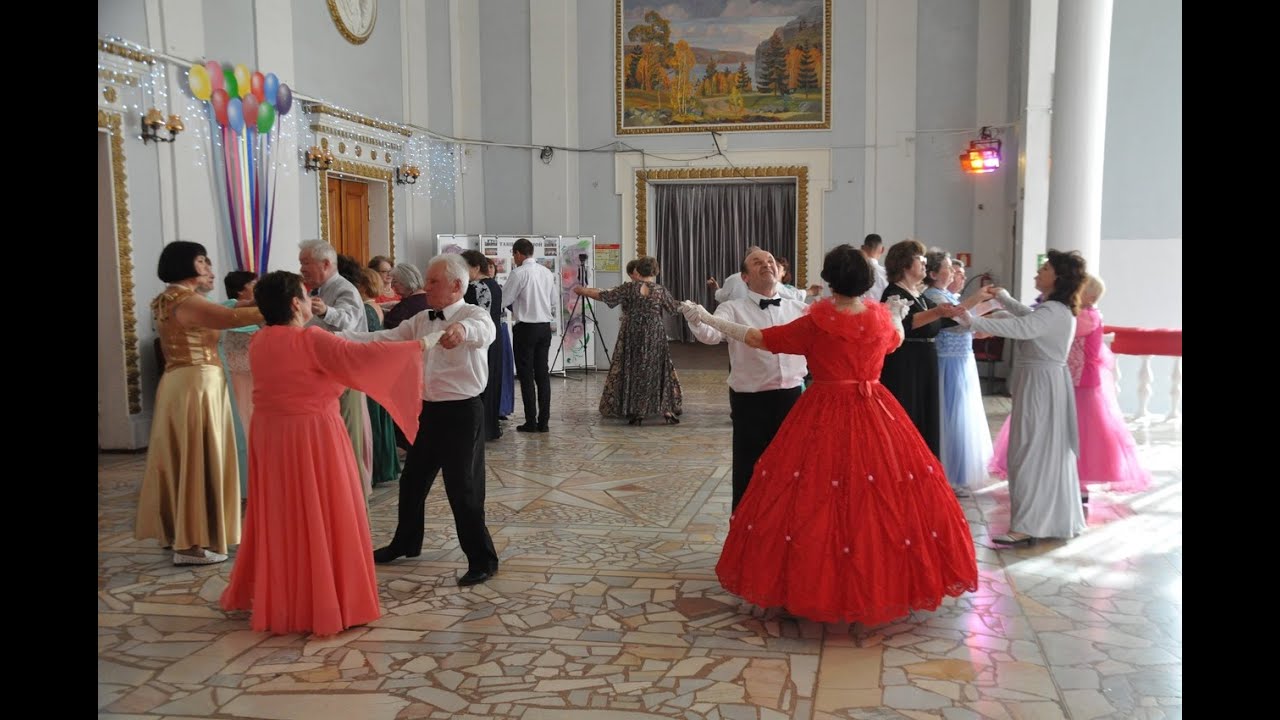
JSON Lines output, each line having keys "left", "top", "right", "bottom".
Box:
{"left": 651, "top": 182, "right": 797, "bottom": 341}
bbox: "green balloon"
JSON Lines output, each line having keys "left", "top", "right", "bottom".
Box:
{"left": 223, "top": 69, "right": 238, "bottom": 99}
{"left": 257, "top": 102, "right": 276, "bottom": 133}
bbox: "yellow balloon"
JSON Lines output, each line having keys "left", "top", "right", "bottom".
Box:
{"left": 187, "top": 64, "right": 211, "bottom": 101}
{"left": 234, "top": 64, "right": 252, "bottom": 98}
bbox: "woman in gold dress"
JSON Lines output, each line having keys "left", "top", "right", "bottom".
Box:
{"left": 134, "top": 241, "right": 262, "bottom": 565}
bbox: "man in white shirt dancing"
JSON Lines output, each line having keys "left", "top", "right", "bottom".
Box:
{"left": 684, "top": 249, "right": 808, "bottom": 510}
{"left": 502, "top": 238, "right": 559, "bottom": 432}
{"left": 339, "top": 254, "right": 499, "bottom": 586}
{"left": 860, "top": 234, "right": 888, "bottom": 302}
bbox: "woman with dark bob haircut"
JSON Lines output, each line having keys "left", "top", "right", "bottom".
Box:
{"left": 221, "top": 271, "right": 429, "bottom": 636}
{"left": 677, "top": 244, "right": 979, "bottom": 624}
{"left": 136, "top": 241, "right": 263, "bottom": 566}
{"left": 957, "top": 250, "right": 1089, "bottom": 546}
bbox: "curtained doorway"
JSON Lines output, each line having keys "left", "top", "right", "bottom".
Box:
{"left": 650, "top": 181, "right": 797, "bottom": 341}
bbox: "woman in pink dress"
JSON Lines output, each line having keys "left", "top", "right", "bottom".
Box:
{"left": 989, "top": 275, "right": 1151, "bottom": 496}
{"left": 220, "top": 271, "right": 427, "bottom": 636}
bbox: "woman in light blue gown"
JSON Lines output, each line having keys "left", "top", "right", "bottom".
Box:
{"left": 923, "top": 253, "right": 992, "bottom": 497}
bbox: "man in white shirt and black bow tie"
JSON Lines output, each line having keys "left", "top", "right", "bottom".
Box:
{"left": 339, "top": 253, "right": 500, "bottom": 586}
{"left": 683, "top": 249, "right": 808, "bottom": 510}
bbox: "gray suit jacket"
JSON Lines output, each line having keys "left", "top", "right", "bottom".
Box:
{"left": 307, "top": 273, "right": 368, "bottom": 332}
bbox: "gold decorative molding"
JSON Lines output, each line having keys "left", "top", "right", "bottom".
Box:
{"left": 98, "top": 39, "right": 156, "bottom": 64}
{"left": 308, "top": 123, "right": 404, "bottom": 152}
{"left": 98, "top": 109, "right": 142, "bottom": 414}
{"left": 317, "top": 159, "right": 396, "bottom": 260}
{"left": 98, "top": 69, "right": 140, "bottom": 88}
{"left": 635, "top": 165, "right": 809, "bottom": 286}
{"left": 302, "top": 102, "right": 412, "bottom": 137}
{"left": 102, "top": 86, "right": 118, "bottom": 104}
{"left": 615, "top": 0, "right": 832, "bottom": 135}
{"left": 338, "top": 141, "right": 347, "bottom": 155}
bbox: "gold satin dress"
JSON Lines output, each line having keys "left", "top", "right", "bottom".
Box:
{"left": 134, "top": 287, "right": 243, "bottom": 554}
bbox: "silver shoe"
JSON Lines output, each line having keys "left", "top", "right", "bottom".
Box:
{"left": 173, "top": 549, "right": 228, "bottom": 565}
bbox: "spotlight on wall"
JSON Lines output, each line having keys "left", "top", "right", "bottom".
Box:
{"left": 304, "top": 146, "right": 334, "bottom": 173}
{"left": 395, "top": 164, "right": 421, "bottom": 185}
{"left": 141, "top": 107, "right": 184, "bottom": 144}
{"left": 960, "top": 127, "right": 1001, "bottom": 174}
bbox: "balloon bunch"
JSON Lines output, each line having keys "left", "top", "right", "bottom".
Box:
{"left": 187, "top": 61, "right": 294, "bottom": 274}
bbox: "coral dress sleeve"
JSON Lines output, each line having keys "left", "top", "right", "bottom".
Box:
{"left": 761, "top": 314, "right": 817, "bottom": 356}
{"left": 304, "top": 327, "right": 424, "bottom": 439}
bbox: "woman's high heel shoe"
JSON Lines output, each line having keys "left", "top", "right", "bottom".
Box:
{"left": 628, "top": 415, "right": 643, "bottom": 426}
{"left": 663, "top": 414, "right": 680, "bottom": 425}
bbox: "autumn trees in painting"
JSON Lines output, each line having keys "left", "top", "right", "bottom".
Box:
{"left": 617, "top": 0, "right": 830, "bottom": 134}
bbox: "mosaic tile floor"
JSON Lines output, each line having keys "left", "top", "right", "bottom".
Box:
{"left": 99, "top": 367, "right": 1182, "bottom": 719}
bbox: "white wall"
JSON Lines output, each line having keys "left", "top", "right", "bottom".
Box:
{"left": 1100, "top": 0, "right": 1182, "bottom": 416}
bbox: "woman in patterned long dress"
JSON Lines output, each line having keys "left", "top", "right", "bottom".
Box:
{"left": 136, "top": 241, "right": 263, "bottom": 566}
{"left": 681, "top": 245, "right": 979, "bottom": 624}
{"left": 960, "top": 251, "right": 1089, "bottom": 545}
{"left": 573, "top": 256, "right": 683, "bottom": 425}
{"left": 922, "top": 253, "right": 993, "bottom": 496}
{"left": 220, "top": 271, "right": 426, "bottom": 636}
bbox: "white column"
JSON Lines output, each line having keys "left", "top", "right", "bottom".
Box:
{"left": 254, "top": 0, "right": 301, "bottom": 272}
{"left": 973, "top": 0, "right": 1012, "bottom": 283}
{"left": 864, "top": 0, "right": 917, "bottom": 243}
{"left": 529, "top": 0, "right": 580, "bottom": 235}
{"left": 1014, "top": 0, "right": 1057, "bottom": 299}
{"left": 402, "top": 0, "right": 432, "bottom": 266}
{"left": 450, "top": 0, "right": 485, "bottom": 233}
{"left": 1045, "top": 0, "right": 1113, "bottom": 273}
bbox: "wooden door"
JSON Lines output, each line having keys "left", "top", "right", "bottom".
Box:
{"left": 340, "top": 180, "right": 369, "bottom": 261}
{"left": 326, "top": 176, "right": 370, "bottom": 263}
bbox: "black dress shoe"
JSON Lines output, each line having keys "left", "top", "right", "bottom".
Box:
{"left": 536, "top": 424, "right": 549, "bottom": 432}
{"left": 516, "top": 423, "right": 539, "bottom": 433}
{"left": 373, "top": 545, "right": 420, "bottom": 564}
{"left": 457, "top": 568, "right": 493, "bottom": 586}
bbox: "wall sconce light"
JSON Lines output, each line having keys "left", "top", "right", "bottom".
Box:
{"left": 304, "top": 146, "right": 334, "bottom": 173}
{"left": 395, "top": 164, "right": 421, "bottom": 185}
{"left": 960, "top": 127, "right": 1001, "bottom": 174}
{"left": 141, "top": 107, "right": 184, "bottom": 144}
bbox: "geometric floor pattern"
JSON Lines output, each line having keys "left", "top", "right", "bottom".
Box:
{"left": 99, "top": 365, "right": 1183, "bottom": 719}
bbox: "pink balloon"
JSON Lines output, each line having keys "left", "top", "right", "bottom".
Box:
{"left": 242, "top": 94, "right": 260, "bottom": 128}
{"left": 206, "top": 61, "right": 224, "bottom": 91}
{"left": 211, "top": 88, "right": 230, "bottom": 126}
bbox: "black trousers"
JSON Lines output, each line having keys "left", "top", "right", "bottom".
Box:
{"left": 482, "top": 344, "right": 502, "bottom": 440}
{"left": 512, "top": 322, "right": 552, "bottom": 427}
{"left": 728, "top": 386, "right": 804, "bottom": 510}
{"left": 389, "top": 397, "right": 498, "bottom": 573}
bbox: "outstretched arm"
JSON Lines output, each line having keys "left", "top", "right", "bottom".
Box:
{"left": 680, "top": 302, "right": 766, "bottom": 349}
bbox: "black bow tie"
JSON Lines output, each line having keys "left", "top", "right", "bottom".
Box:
{"left": 759, "top": 298, "right": 782, "bottom": 309}
{"left": 428, "top": 309, "right": 446, "bottom": 321}
{"left": 309, "top": 288, "right": 319, "bottom": 297}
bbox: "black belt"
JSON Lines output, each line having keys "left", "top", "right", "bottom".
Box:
{"left": 903, "top": 338, "right": 936, "bottom": 343}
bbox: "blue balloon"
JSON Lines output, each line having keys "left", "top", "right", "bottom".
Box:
{"left": 263, "top": 73, "right": 279, "bottom": 107}
{"left": 227, "top": 97, "right": 245, "bottom": 133}
{"left": 276, "top": 83, "right": 293, "bottom": 116}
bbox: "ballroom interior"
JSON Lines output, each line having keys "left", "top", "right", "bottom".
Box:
{"left": 97, "top": 1, "right": 1182, "bottom": 718}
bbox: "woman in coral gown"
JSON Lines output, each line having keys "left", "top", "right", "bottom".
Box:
{"left": 220, "top": 271, "right": 427, "bottom": 636}
{"left": 682, "top": 245, "right": 981, "bottom": 625}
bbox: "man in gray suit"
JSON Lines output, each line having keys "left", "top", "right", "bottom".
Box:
{"left": 299, "top": 239, "right": 373, "bottom": 492}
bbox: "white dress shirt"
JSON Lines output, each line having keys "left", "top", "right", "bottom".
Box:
{"left": 340, "top": 299, "right": 495, "bottom": 402}
{"left": 863, "top": 257, "right": 888, "bottom": 303}
{"left": 308, "top": 273, "right": 368, "bottom": 332}
{"left": 714, "top": 272, "right": 749, "bottom": 303}
{"left": 689, "top": 290, "right": 809, "bottom": 393}
{"left": 776, "top": 284, "right": 807, "bottom": 302}
{"left": 502, "top": 257, "right": 558, "bottom": 324}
